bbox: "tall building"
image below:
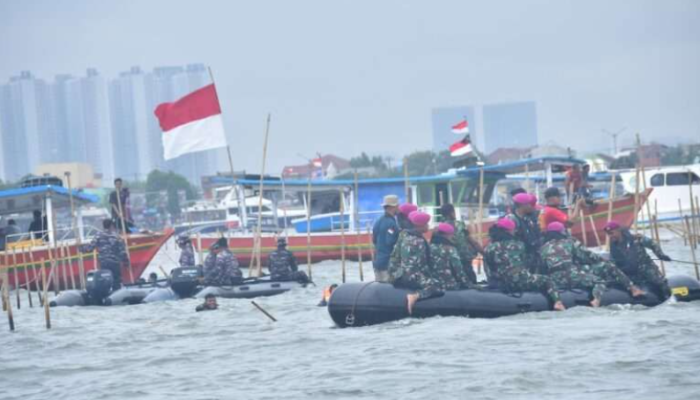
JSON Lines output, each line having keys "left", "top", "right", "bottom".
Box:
{"left": 0, "top": 71, "right": 53, "bottom": 181}
{"left": 482, "top": 101, "right": 538, "bottom": 154}
{"left": 431, "top": 106, "right": 478, "bottom": 153}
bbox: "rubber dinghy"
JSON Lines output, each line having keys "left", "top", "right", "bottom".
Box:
{"left": 327, "top": 275, "right": 700, "bottom": 328}
{"left": 50, "top": 269, "right": 163, "bottom": 307}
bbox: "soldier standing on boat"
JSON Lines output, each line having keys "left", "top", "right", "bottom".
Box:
{"left": 440, "top": 203, "right": 480, "bottom": 284}
{"left": 268, "top": 237, "right": 309, "bottom": 283}
{"left": 80, "top": 219, "right": 129, "bottom": 290}
{"left": 507, "top": 193, "right": 544, "bottom": 274}
{"left": 372, "top": 195, "right": 400, "bottom": 282}
{"left": 177, "top": 235, "right": 196, "bottom": 268}
{"left": 604, "top": 221, "right": 672, "bottom": 300}
{"left": 203, "top": 237, "right": 243, "bottom": 286}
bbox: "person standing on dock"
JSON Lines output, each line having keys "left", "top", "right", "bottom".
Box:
{"left": 177, "top": 235, "right": 196, "bottom": 267}
{"left": 389, "top": 211, "right": 443, "bottom": 314}
{"left": 507, "top": 193, "right": 544, "bottom": 274}
{"left": 604, "top": 221, "right": 672, "bottom": 300}
{"left": 372, "top": 195, "right": 400, "bottom": 283}
{"left": 484, "top": 218, "right": 565, "bottom": 311}
{"left": 440, "top": 203, "right": 480, "bottom": 284}
{"left": 268, "top": 237, "right": 309, "bottom": 283}
{"left": 80, "top": 219, "right": 129, "bottom": 290}
{"left": 203, "top": 237, "right": 243, "bottom": 286}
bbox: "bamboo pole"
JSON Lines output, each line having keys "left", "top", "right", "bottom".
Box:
{"left": 10, "top": 248, "right": 20, "bottom": 309}
{"left": 690, "top": 194, "right": 698, "bottom": 250}
{"left": 21, "top": 251, "right": 32, "bottom": 308}
{"left": 340, "top": 190, "right": 346, "bottom": 284}
{"left": 281, "top": 178, "right": 289, "bottom": 240}
{"left": 679, "top": 198, "right": 688, "bottom": 246}
{"left": 248, "top": 114, "right": 272, "bottom": 278}
{"left": 588, "top": 215, "right": 602, "bottom": 247}
{"left": 306, "top": 166, "right": 313, "bottom": 281}
{"left": 354, "top": 172, "right": 364, "bottom": 282}
{"left": 579, "top": 209, "right": 588, "bottom": 246}
{"left": 3, "top": 271, "right": 15, "bottom": 331}
{"left": 367, "top": 223, "right": 374, "bottom": 263}
{"left": 41, "top": 258, "right": 51, "bottom": 329}
{"left": 65, "top": 245, "right": 76, "bottom": 290}
{"left": 64, "top": 172, "right": 85, "bottom": 289}
{"left": 684, "top": 216, "right": 699, "bottom": 280}
{"left": 59, "top": 245, "right": 68, "bottom": 291}
{"left": 524, "top": 163, "right": 530, "bottom": 192}
{"left": 651, "top": 215, "right": 665, "bottom": 276}
{"left": 605, "top": 173, "right": 617, "bottom": 250}
{"left": 114, "top": 185, "right": 134, "bottom": 283}
{"left": 92, "top": 250, "right": 98, "bottom": 272}
{"left": 196, "top": 233, "right": 204, "bottom": 265}
{"left": 28, "top": 249, "right": 42, "bottom": 306}
{"left": 251, "top": 300, "right": 277, "bottom": 322}
{"left": 403, "top": 157, "right": 410, "bottom": 201}
{"left": 477, "top": 166, "right": 485, "bottom": 246}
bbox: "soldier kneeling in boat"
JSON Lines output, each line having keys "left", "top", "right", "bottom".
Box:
{"left": 203, "top": 238, "right": 243, "bottom": 286}
{"left": 389, "top": 211, "right": 443, "bottom": 315}
{"left": 80, "top": 219, "right": 129, "bottom": 291}
{"left": 196, "top": 294, "right": 218, "bottom": 312}
{"left": 268, "top": 237, "right": 309, "bottom": 283}
{"left": 540, "top": 222, "right": 645, "bottom": 307}
{"left": 484, "top": 218, "right": 566, "bottom": 311}
{"left": 604, "top": 221, "right": 672, "bottom": 300}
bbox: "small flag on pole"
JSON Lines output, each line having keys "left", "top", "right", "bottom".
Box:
{"left": 154, "top": 84, "right": 228, "bottom": 160}
{"left": 449, "top": 135, "right": 473, "bottom": 157}
{"left": 451, "top": 119, "right": 469, "bottom": 134}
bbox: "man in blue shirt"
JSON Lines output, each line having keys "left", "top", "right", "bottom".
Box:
{"left": 372, "top": 194, "right": 400, "bottom": 282}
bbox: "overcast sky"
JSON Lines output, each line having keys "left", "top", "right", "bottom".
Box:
{"left": 1, "top": 0, "right": 698, "bottom": 173}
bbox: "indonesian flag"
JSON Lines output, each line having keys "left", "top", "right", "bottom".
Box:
{"left": 451, "top": 119, "right": 469, "bottom": 134}
{"left": 449, "top": 135, "right": 473, "bottom": 157}
{"left": 155, "top": 84, "right": 228, "bottom": 160}
{"left": 312, "top": 157, "right": 323, "bottom": 168}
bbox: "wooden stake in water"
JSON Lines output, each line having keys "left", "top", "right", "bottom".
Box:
{"left": 21, "top": 251, "right": 32, "bottom": 308}
{"left": 251, "top": 114, "right": 272, "bottom": 278}
{"left": 339, "top": 190, "right": 346, "bottom": 284}
{"left": 354, "top": 172, "right": 364, "bottom": 282}
{"left": 3, "top": 272, "right": 15, "bottom": 332}
{"left": 28, "top": 249, "right": 42, "bottom": 306}
{"left": 605, "top": 173, "right": 617, "bottom": 251}
{"left": 306, "top": 167, "right": 313, "bottom": 281}
{"left": 633, "top": 134, "right": 642, "bottom": 233}
{"left": 683, "top": 216, "right": 700, "bottom": 280}
{"left": 11, "top": 248, "right": 20, "bottom": 309}
{"left": 651, "top": 215, "right": 665, "bottom": 276}
{"left": 251, "top": 300, "right": 277, "bottom": 322}
{"left": 41, "top": 258, "right": 51, "bottom": 330}
{"left": 64, "top": 172, "right": 86, "bottom": 289}
{"left": 678, "top": 198, "right": 688, "bottom": 246}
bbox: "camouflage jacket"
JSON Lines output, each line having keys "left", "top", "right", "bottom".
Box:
{"left": 540, "top": 234, "right": 604, "bottom": 274}
{"left": 179, "top": 246, "right": 196, "bottom": 268}
{"left": 507, "top": 212, "right": 542, "bottom": 255}
{"left": 430, "top": 238, "right": 469, "bottom": 290}
{"left": 267, "top": 248, "right": 298, "bottom": 279}
{"left": 80, "top": 231, "right": 128, "bottom": 265}
{"left": 203, "top": 249, "right": 242, "bottom": 285}
{"left": 446, "top": 219, "right": 480, "bottom": 264}
{"left": 389, "top": 229, "right": 432, "bottom": 282}
{"left": 610, "top": 231, "right": 667, "bottom": 277}
{"left": 484, "top": 238, "right": 529, "bottom": 284}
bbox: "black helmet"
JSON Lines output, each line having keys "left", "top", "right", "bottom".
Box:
{"left": 277, "top": 237, "right": 287, "bottom": 247}
{"left": 211, "top": 237, "right": 228, "bottom": 250}
{"left": 544, "top": 187, "right": 561, "bottom": 199}
{"left": 176, "top": 235, "right": 190, "bottom": 245}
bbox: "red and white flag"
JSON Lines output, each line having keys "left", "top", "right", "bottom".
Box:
{"left": 451, "top": 119, "right": 469, "bottom": 134}
{"left": 449, "top": 135, "right": 473, "bottom": 157}
{"left": 154, "top": 84, "right": 228, "bottom": 160}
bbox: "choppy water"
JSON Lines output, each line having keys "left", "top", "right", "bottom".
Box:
{"left": 2, "top": 230, "right": 700, "bottom": 400}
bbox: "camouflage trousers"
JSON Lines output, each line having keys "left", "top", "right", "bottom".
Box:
{"left": 625, "top": 262, "right": 670, "bottom": 299}
{"left": 550, "top": 269, "right": 606, "bottom": 302}
{"left": 585, "top": 262, "right": 633, "bottom": 291}
{"left": 502, "top": 270, "right": 561, "bottom": 304}
{"left": 393, "top": 274, "right": 444, "bottom": 300}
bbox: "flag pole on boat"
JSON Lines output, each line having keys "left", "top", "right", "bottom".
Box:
{"left": 477, "top": 161, "right": 485, "bottom": 247}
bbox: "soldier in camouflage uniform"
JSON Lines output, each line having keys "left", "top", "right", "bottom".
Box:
{"left": 430, "top": 223, "right": 472, "bottom": 290}
{"left": 540, "top": 222, "right": 644, "bottom": 307}
{"left": 267, "top": 237, "right": 309, "bottom": 283}
{"left": 203, "top": 237, "right": 243, "bottom": 286}
{"left": 507, "top": 193, "right": 544, "bottom": 274}
{"left": 80, "top": 219, "right": 129, "bottom": 290}
{"left": 177, "top": 235, "right": 196, "bottom": 268}
{"left": 484, "top": 218, "right": 566, "bottom": 311}
{"left": 440, "top": 204, "right": 480, "bottom": 284}
{"left": 389, "top": 211, "right": 443, "bottom": 314}
{"left": 605, "top": 221, "right": 672, "bottom": 300}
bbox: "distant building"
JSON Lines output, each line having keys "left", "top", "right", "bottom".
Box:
{"left": 486, "top": 147, "right": 531, "bottom": 165}
{"left": 282, "top": 154, "right": 351, "bottom": 180}
{"left": 482, "top": 101, "right": 538, "bottom": 154}
{"left": 431, "top": 106, "right": 477, "bottom": 153}
{"left": 34, "top": 162, "right": 101, "bottom": 188}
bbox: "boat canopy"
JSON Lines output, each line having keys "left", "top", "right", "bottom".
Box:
{"left": 0, "top": 185, "right": 99, "bottom": 216}
{"left": 464, "top": 156, "right": 587, "bottom": 175}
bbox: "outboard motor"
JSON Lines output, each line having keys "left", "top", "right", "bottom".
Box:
{"left": 170, "top": 266, "right": 201, "bottom": 298}
{"left": 86, "top": 269, "right": 114, "bottom": 304}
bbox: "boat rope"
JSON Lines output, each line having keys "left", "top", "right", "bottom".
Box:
{"left": 346, "top": 281, "right": 377, "bottom": 326}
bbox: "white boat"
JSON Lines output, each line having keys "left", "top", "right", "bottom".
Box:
{"left": 618, "top": 164, "right": 700, "bottom": 221}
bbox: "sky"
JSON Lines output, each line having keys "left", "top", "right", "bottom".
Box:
{"left": 1, "top": 0, "right": 699, "bottom": 173}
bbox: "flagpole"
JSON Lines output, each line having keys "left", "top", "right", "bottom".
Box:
{"left": 251, "top": 114, "right": 272, "bottom": 277}
{"left": 208, "top": 67, "right": 246, "bottom": 231}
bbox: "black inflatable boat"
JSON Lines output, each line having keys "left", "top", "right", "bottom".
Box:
{"left": 50, "top": 269, "right": 163, "bottom": 307}
{"left": 327, "top": 275, "right": 700, "bottom": 327}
